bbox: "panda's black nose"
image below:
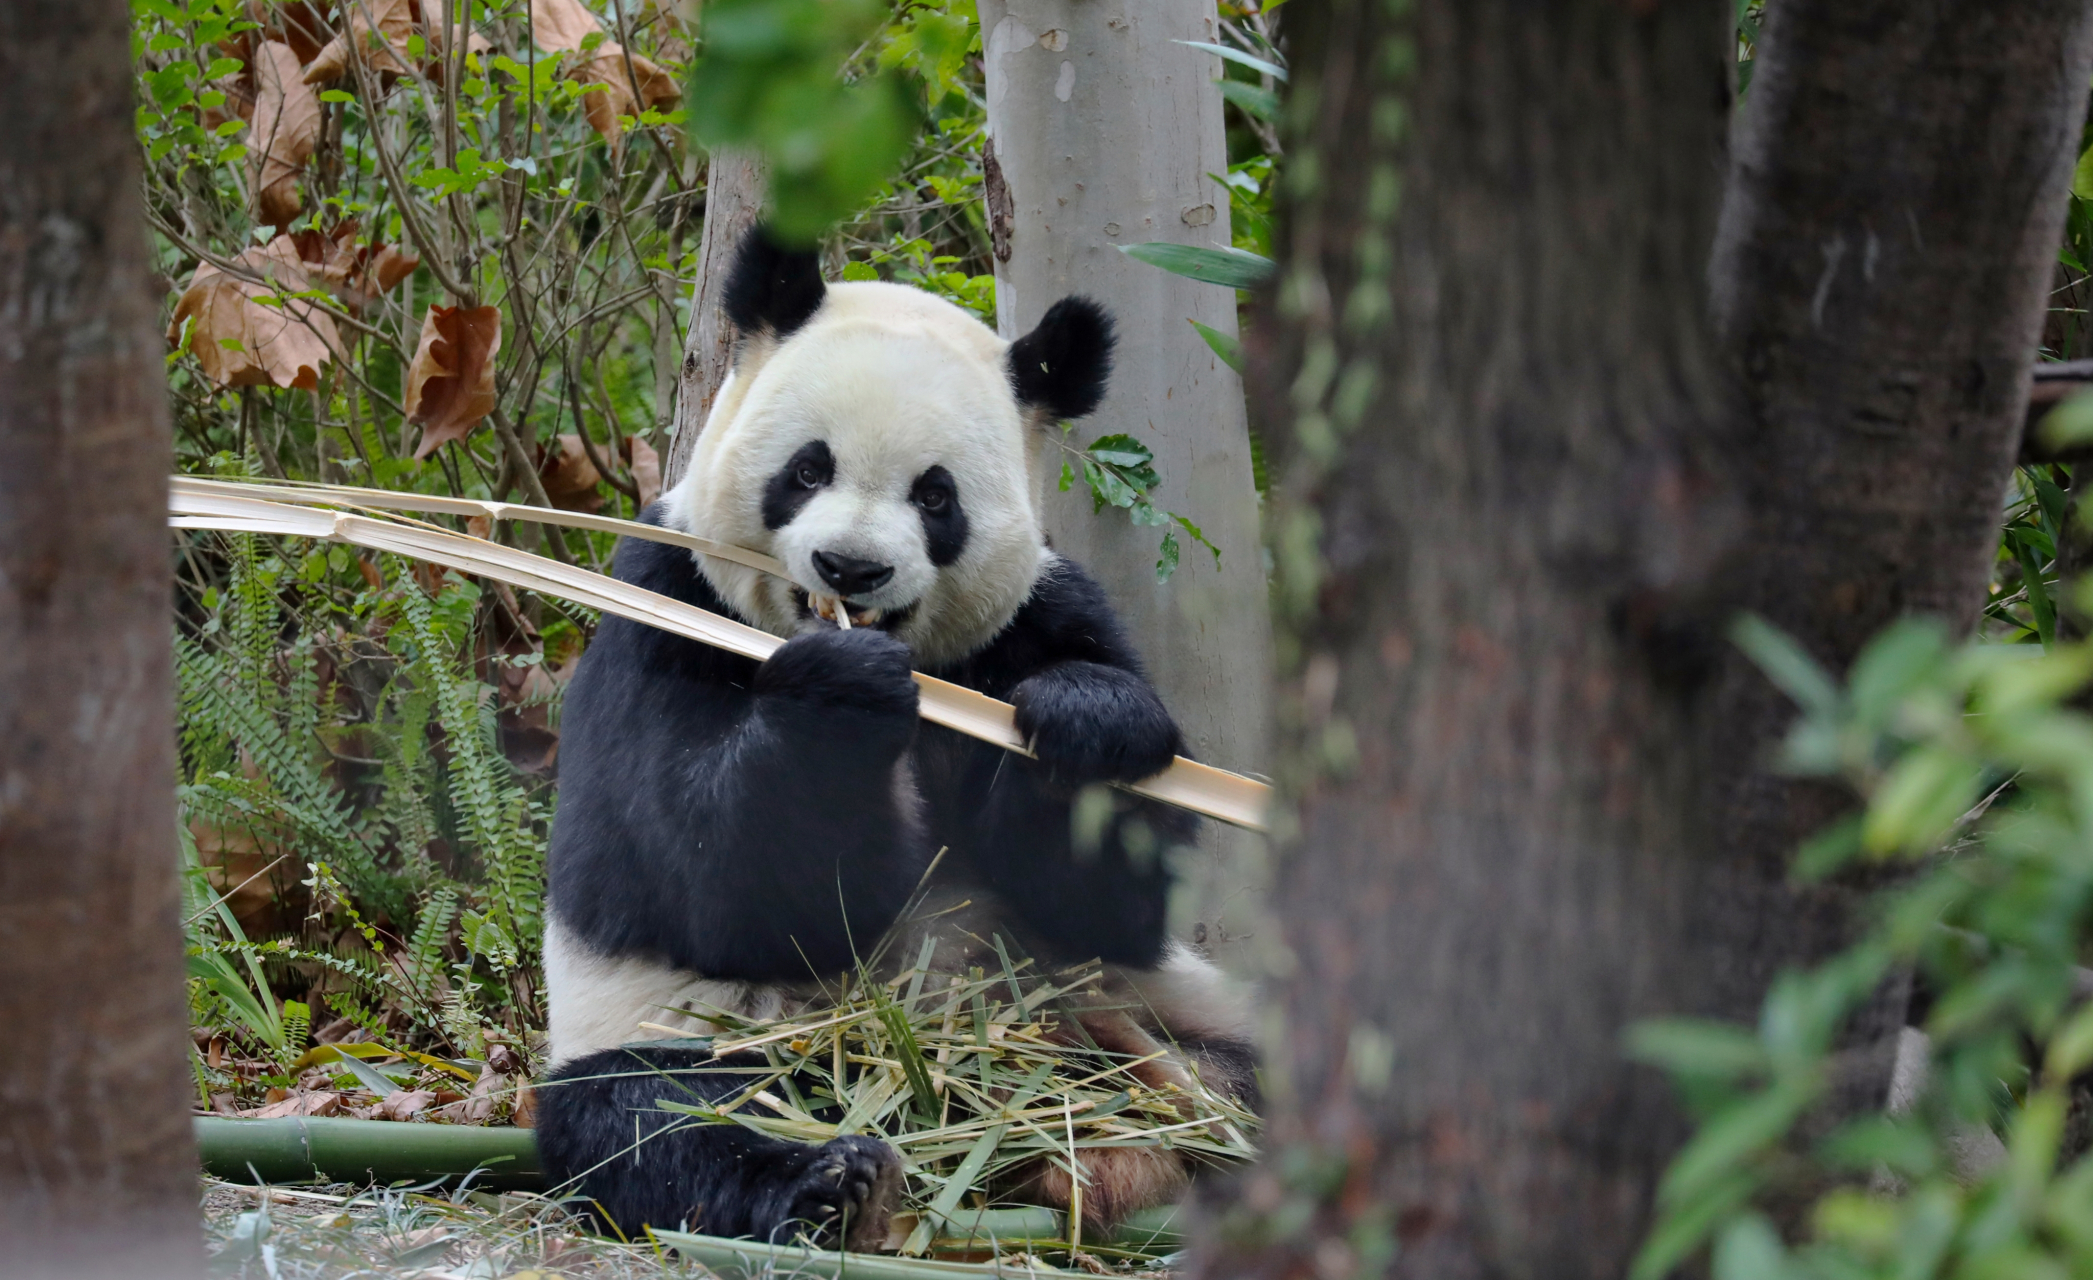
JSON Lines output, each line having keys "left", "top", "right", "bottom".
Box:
{"left": 811, "top": 550, "right": 894, "bottom": 595}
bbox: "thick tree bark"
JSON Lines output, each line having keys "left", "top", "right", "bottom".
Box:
{"left": 1197, "top": 3, "right": 1735, "bottom": 1273}
{"left": 1190, "top": 1, "right": 2093, "bottom": 1278}
{"left": 0, "top": 2, "right": 202, "bottom": 1277}
{"left": 1699, "top": 0, "right": 2093, "bottom": 958}
{"left": 663, "top": 149, "right": 763, "bottom": 491}
{"left": 978, "top": 0, "right": 1272, "bottom": 956}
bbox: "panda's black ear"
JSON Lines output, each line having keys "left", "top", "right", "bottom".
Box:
{"left": 1007, "top": 296, "right": 1114, "bottom": 422}
{"left": 723, "top": 226, "right": 825, "bottom": 340}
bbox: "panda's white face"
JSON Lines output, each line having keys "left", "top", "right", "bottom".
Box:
{"left": 666, "top": 281, "right": 1047, "bottom": 667}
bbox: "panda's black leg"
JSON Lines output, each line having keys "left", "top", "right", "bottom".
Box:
{"left": 533, "top": 1047, "right": 902, "bottom": 1247}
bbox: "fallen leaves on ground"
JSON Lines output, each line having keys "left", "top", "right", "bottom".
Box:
{"left": 529, "top": 0, "right": 681, "bottom": 151}
{"left": 289, "top": 219, "right": 420, "bottom": 314}
{"left": 405, "top": 304, "right": 501, "bottom": 458}
{"left": 373, "top": 1089, "right": 437, "bottom": 1121}
{"left": 250, "top": 40, "right": 322, "bottom": 227}
{"left": 435, "top": 1062, "right": 507, "bottom": 1124}
{"left": 247, "top": 1090, "right": 342, "bottom": 1119}
{"left": 168, "top": 236, "right": 341, "bottom": 390}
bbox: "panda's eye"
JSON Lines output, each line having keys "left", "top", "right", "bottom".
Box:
{"left": 916, "top": 487, "right": 947, "bottom": 513}
{"left": 795, "top": 462, "right": 823, "bottom": 488}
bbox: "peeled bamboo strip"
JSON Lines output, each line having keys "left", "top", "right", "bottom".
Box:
{"left": 169, "top": 487, "right": 1271, "bottom": 832}
{"left": 170, "top": 475, "right": 789, "bottom": 578}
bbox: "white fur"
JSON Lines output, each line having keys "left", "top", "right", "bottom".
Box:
{"left": 543, "top": 914, "right": 808, "bottom": 1067}
{"left": 664, "top": 282, "right": 1047, "bottom": 667}
{"left": 1111, "top": 942, "right": 1257, "bottom": 1043}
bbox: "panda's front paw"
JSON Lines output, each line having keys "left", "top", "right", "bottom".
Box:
{"left": 755, "top": 628, "right": 919, "bottom": 720}
{"left": 1011, "top": 661, "right": 1184, "bottom": 785}
{"left": 766, "top": 1135, "right": 903, "bottom": 1250}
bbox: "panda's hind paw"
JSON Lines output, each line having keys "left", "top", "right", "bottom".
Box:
{"left": 768, "top": 1135, "right": 903, "bottom": 1251}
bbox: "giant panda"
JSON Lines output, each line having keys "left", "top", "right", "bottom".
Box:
{"left": 532, "top": 228, "right": 1257, "bottom": 1248}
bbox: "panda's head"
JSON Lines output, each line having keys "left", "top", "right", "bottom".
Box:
{"left": 665, "top": 228, "right": 1114, "bottom": 667}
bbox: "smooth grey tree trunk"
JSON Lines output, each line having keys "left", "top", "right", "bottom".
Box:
{"left": 664, "top": 149, "right": 764, "bottom": 491}
{"left": 979, "top": 0, "right": 1271, "bottom": 957}
{"left": 0, "top": 1, "right": 202, "bottom": 1276}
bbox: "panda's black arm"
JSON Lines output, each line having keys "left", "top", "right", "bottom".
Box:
{"left": 926, "top": 556, "right": 1197, "bottom": 968}
{"left": 548, "top": 539, "right": 932, "bottom": 982}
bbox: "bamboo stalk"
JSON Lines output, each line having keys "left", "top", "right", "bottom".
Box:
{"left": 194, "top": 1116, "right": 541, "bottom": 1190}
{"left": 167, "top": 486, "right": 1271, "bottom": 831}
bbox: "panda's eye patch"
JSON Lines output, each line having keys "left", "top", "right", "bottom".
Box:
{"left": 761, "top": 440, "right": 833, "bottom": 530}
{"left": 911, "top": 465, "right": 968, "bottom": 567}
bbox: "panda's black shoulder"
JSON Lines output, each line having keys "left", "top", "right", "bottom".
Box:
{"left": 608, "top": 503, "right": 722, "bottom": 605}
{"left": 934, "top": 555, "right": 1148, "bottom": 696}
{"left": 579, "top": 503, "right": 752, "bottom": 682}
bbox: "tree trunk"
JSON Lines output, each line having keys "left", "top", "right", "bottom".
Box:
{"left": 1194, "top": 4, "right": 1735, "bottom": 1273}
{"left": 978, "top": 0, "right": 1272, "bottom": 956}
{"left": 0, "top": 2, "right": 202, "bottom": 1277}
{"left": 1698, "top": 0, "right": 2093, "bottom": 1002}
{"left": 664, "top": 149, "right": 764, "bottom": 491}
{"left": 1190, "top": 1, "right": 2093, "bottom": 1277}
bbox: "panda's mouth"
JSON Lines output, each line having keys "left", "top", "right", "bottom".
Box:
{"left": 798, "top": 590, "right": 917, "bottom": 632}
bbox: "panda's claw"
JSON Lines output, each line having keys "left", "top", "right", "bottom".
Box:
{"left": 768, "top": 1135, "right": 902, "bottom": 1251}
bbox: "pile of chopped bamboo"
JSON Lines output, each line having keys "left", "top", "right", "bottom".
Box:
{"left": 633, "top": 937, "right": 1257, "bottom": 1260}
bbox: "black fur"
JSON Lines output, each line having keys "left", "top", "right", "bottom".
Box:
{"left": 537, "top": 509, "right": 1195, "bottom": 1237}
{"left": 536, "top": 1046, "right": 900, "bottom": 1244}
{"left": 761, "top": 440, "right": 834, "bottom": 530}
{"left": 1006, "top": 296, "right": 1115, "bottom": 422}
{"left": 909, "top": 465, "right": 968, "bottom": 567}
{"left": 723, "top": 227, "right": 825, "bottom": 340}
{"left": 544, "top": 517, "right": 927, "bottom": 981}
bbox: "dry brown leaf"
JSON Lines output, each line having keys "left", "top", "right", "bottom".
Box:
{"left": 168, "top": 236, "right": 341, "bottom": 390}
{"left": 304, "top": 0, "right": 489, "bottom": 86}
{"left": 373, "top": 1089, "right": 436, "bottom": 1120}
{"left": 246, "top": 1091, "right": 342, "bottom": 1119}
{"left": 432, "top": 1063, "right": 506, "bottom": 1124}
{"left": 249, "top": 41, "right": 321, "bottom": 227}
{"left": 538, "top": 434, "right": 604, "bottom": 512}
{"left": 625, "top": 433, "right": 661, "bottom": 508}
{"left": 404, "top": 303, "right": 501, "bottom": 458}
{"left": 288, "top": 220, "right": 420, "bottom": 313}
{"left": 250, "top": 0, "right": 335, "bottom": 65}
{"left": 302, "top": 0, "right": 414, "bottom": 83}
{"left": 511, "top": 1082, "right": 538, "bottom": 1129}
{"left": 529, "top": 0, "right": 601, "bottom": 51}
{"left": 530, "top": 0, "right": 680, "bottom": 150}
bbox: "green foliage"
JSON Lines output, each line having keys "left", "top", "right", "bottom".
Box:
{"left": 1116, "top": 241, "right": 1276, "bottom": 291}
{"left": 177, "top": 523, "right": 556, "bottom": 1087}
{"left": 1635, "top": 613, "right": 2093, "bottom": 1278}
{"left": 686, "top": 0, "right": 922, "bottom": 244}
{"left": 1053, "top": 432, "right": 1222, "bottom": 582}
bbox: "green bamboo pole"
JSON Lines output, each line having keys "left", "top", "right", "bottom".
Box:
{"left": 194, "top": 1116, "right": 541, "bottom": 1191}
